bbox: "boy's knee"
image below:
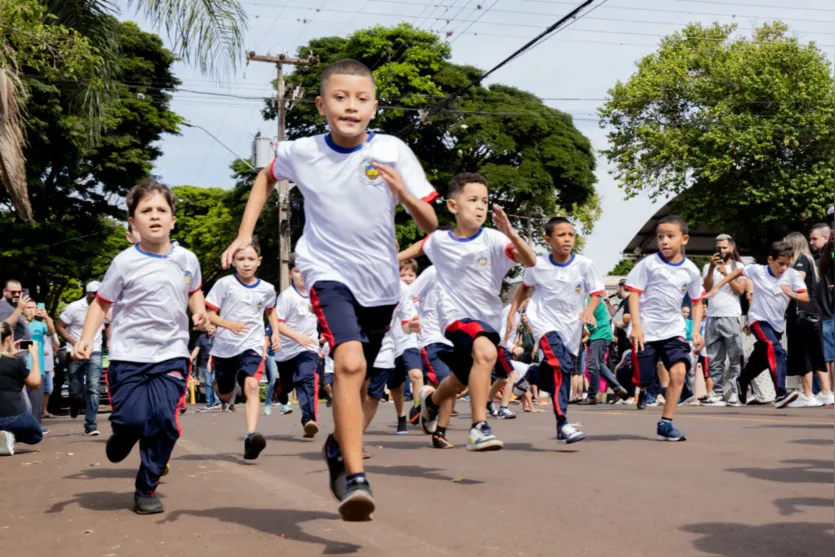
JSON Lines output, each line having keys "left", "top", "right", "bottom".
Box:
{"left": 472, "top": 337, "right": 498, "bottom": 366}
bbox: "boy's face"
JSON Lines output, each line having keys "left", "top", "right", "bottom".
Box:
{"left": 545, "top": 223, "right": 575, "bottom": 257}
{"left": 129, "top": 192, "right": 175, "bottom": 245}
{"left": 290, "top": 266, "right": 305, "bottom": 289}
{"left": 448, "top": 182, "right": 489, "bottom": 230}
{"left": 681, "top": 306, "right": 690, "bottom": 319}
{"left": 399, "top": 267, "right": 417, "bottom": 285}
{"left": 233, "top": 246, "right": 262, "bottom": 279}
{"left": 767, "top": 255, "right": 793, "bottom": 277}
{"left": 656, "top": 222, "right": 688, "bottom": 259}
{"left": 316, "top": 74, "right": 378, "bottom": 141}
{"left": 23, "top": 301, "right": 36, "bottom": 322}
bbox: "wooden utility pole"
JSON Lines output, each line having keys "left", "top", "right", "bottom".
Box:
{"left": 246, "top": 52, "right": 316, "bottom": 291}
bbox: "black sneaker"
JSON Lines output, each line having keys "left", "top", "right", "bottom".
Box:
{"left": 616, "top": 387, "right": 631, "bottom": 401}
{"left": 396, "top": 416, "right": 408, "bottom": 435}
{"left": 339, "top": 478, "right": 375, "bottom": 522}
{"left": 637, "top": 391, "right": 648, "bottom": 410}
{"left": 179, "top": 406, "right": 187, "bottom": 415}
{"left": 736, "top": 379, "right": 748, "bottom": 405}
{"left": 69, "top": 395, "right": 81, "bottom": 419}
{"left": 106, "top": 433, "right": 138, "bottom": 463}
{"left": 228, "top": 404, "right": 237, "bottom": 412}
{"left": 432, "top": 432, "right": 454, "bottom": 449}
{"left": 408, "top": 404, "right": 421, "bottom": 425}
{"left": 322, "top": 434, "right": 347, "bottom": 501}
{"left": 243, "top": 432, "right": 266, "bottom": 460}
{"left": 578, "top": 398, "right": 598, "bottom": 405}
{"left": 326, "top": 398, "right": 333, "bottom": 408}
{"left": 133, "top": 494, "right": 164, "bottom": 515}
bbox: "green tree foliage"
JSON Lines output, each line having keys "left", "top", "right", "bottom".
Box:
{"left": 609, "top": 258, "right": 635, "bottom": 276}
{"left": 599, "top": 22, "right": 835, "bottom": 256}
{"left": 0, "top": 20, "right": 180, "bottom": 310}
{"left": 262, "top": 24, "right": 599, "bottom": 248}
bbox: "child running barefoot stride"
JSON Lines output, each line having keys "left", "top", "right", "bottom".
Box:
{"left": 221, "top": 59, "right": 438, "bottom": 521}
{"left": 205, "top": 238, "right": 280, "bottom": 460}
{"left": 400, "top": 172, "right": 536, "bottom": 450}
{"left": 73, "top": 179, "right": 209, "bottom": 515}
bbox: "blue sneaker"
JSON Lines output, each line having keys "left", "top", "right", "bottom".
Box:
{"left": 637, "top": 391, "right": 648, "bottom": 410}
{"left": 656, "top": 420, "right": 686, "bottom": 442}
{"left": 322, "top": 434, "right": 346, "bottom": 501}
{"left": 557, "top": 423, "right": 586, "bottom": 444}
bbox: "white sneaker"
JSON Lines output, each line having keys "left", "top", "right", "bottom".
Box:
{"left": 805, "top": 395, "right": 824, "bottom": 408}
{"left": 816, "top": 392, "right": 835, "bottom": 406}
{"left": 726, "top": 393, "right": 742, "bottom": 407}
{"left": 656, "top": 394, "right": 666, "bottom": 405}
{"left": 787, "top": 394, "right": 810, "bottom": 408}
{"left": 279, "top": 404, "right": 293, "bottom": 415}
{"left": 0, "top": 431, "right": 15, "bottom": 456}
{"left": 466, "top": 424, "right": 503, "bottom": 451}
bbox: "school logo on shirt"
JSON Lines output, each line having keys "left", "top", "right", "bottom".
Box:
{"left": 477, "top": 257, "right": 488, "bottom": 266}
{"left": 184, "top": 271, "right": 193, "bottom": 285}
{"left": 575, "top": 283, "right": 582, "bottom": 293}
{"left": 361, "top": 163, "right": 383, "bottom": 186}
{"left": 681, "top": 283, "right": 687, "bottom": 293}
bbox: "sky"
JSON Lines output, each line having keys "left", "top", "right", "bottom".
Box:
{"left": 119, "top": 0, "right": 835, "bottom": 274}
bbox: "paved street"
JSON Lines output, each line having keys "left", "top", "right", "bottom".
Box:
{"left": 3, "top": 403, "right": 833, "bottom": 557}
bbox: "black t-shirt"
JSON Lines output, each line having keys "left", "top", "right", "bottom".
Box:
{"left": 195, "top": 334, "right": 213, "bottom": 368}
{"left": 816, "top": 255, "right": 834, "bottom": 319}
{"left": 790, "top": 254, "right": 818, "bottom": 315}
{"left": 616, "top": 299, "right": 631, "bottom": 354}
{"left": 0, "top": 355, "right": 28, "bottom": 417}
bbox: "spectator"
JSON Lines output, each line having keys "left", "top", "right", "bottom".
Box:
{"left": 192, "top": 325, "right": 219, "bottom": 411}
{"left": 702, "top": 234, "right": 747, "bottom": 407}
{"left": 0, "top": 322, "right": 43, "bottom": 456}
{"left": 819, "top": 227, "right": 834, "bottom": 400}
{"left": 0, "top": 280, "right": 31, "bottom": 353}
{"left": 56, "top": 281, "right": 104, "bottom": 436}
{"left": 42, "top": 331, "right": 59, "bottom": 418}
{"left": 22, "top": 300, "right": 55, "bottom": 429}
{"left": 583, "top": 294, "right": 630, "bottom": 404}
{"left": 810, "top": 223, "right": 831, "bottom": 254}
{"left": 783, "top": 232, "right": 830, "bottom": 407}
{"left": 613, "top": 279, "right": 632, "bottom": 363}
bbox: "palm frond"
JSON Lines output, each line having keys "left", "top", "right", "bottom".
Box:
{"left": 0, "top": 65, "right": 34, "bottom": 222}
{"left": 128, "top": 0, "right": 247, "bottom": 78}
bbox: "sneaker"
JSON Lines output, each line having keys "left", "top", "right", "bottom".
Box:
{"left": 816, "top": 392, "right": 835, "bottom": 406}
{"left": 303, "top": 420, "right": 319, "bottom": 438}
{"left": 106, "top": 433, "right": 138, "bottom": 463}
{"left": 432, "top": 432, "right": 454, "bottom": 449}
{"left": 496, "top": 406, "right": 516, "bottom": 419}
{"left": 243, "top": 432, "right": 267, "bottom": 460}
{"left": 41, "top": 429, "right": 49, "bottom": 436}
{"left": 656, "top": 394, "right": 666, "bottom": 405}
{"left": 339, "top": 478, "right": 375, "bottom": 522}
{"left": 616, "top": 397, "right": 634, "bottom": 405}
{"left": 557, "top": 423, "right": 586, "bottom": 444}
{"left": 788, "top": 394, "right": 812, "bottom": 408}
{"left": 228, "top": 404, "right": 237, "bottom": 413}
{"left": 678, "top": 393, "right": 696, "bottom": 406}
{"left": 466, "top": 422, "right": 503, "bottom": 452}
{"left": 179, "top": 406, "right": 187, "bottom": 415}
{"left": 69, "top": 395, "right": 81, "bottom": 419}
{"left": 0, "top": 431, "right": 15, "bottom": 456}
{"left": 512, "top": 378, "right": 530, "bottom": 398}
{"left": 280, "top": 404, "right": 293, "bottom": 415}
{"left": 326, "top": 398, "right": 333, "bottom": 408}
{"left": 805, "top": 395, "right": 824, "bottom": 408}
{"left": 726, "top": 393, "right": 742, "bottom": 408}
{"left": 702, "top": 398, "right": 726, "bottom": 407}
{"left": 656, "top": 420, "right": 686, "bottom": 442}
{"left": 487, "top": 402, "right": 499, "bottom": 418}
{"left": 395, "top": 416, "right": 408, "bottom": 435}
{"left": 578, "top": 398, "right": 598, "bottom": 406}
{"left": 86, "top": 429, "right": 101, "bottom": 437}
{"left": 133, "top": 493, "right": 164, "bottom": 515}
{"left": 221, "top": 402, "right": 228, "bottom": 412}
{"left": 322, "top": 434, "right": 346, "bottom": 501}
{"left": 263, "top": 403, "right": 272, "bottom": 416}
{"left": 419, "top": 386, "right": 438, "bottom": 434}
{"left": 775, "top": 391, "right": 800, "bottom": 409}
{"left": 460, "top": 395, "right": 471, "bottom": 402}
{"left": 615, "top": 387, "right": 631, "bottom": 401}
{"left": 450, "top": 410, "right": 460, "bottom": 418}
{"left": 637, "top": 391, "right": 648, "bottom": 410}
{"left": 408, "top": 404, "right": 421, "bottom": 425}
{"left": 736, "top": 380, "right": 749, "bottom": 406}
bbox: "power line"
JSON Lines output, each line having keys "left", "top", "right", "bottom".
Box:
{"left": 674, "top": 0, "right": 834, "bottom": 13}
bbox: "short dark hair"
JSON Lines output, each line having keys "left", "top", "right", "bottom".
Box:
{"left": 288, "top": 253, "right": 296, "bottom": 270}
{"left": 448, "top": 172, "right": 488, "bottom": 197}
{"left": 0, "top": 322, "right": 11, "bottom": 344}
{"left": 400, "top": 259, "right": 418, "bottom": 274}
{"left": 769, "top": 240, "right": 794, "bottom": 260}
{"left": 544, "top": 216, "right": 572, "bottom": 237}
{"left": 236, "top": 236, "right": 261, "bottom": 257}
{"left": 811, "top": 222, "right": 831, "bottom": 235}
{"left": 320, "top": 59, "right": 375, "bottom": 95}
{"left": 3, "top": 279, "right": 20, "bottom": 290}
{"left": 126, "top": 178, "right": 176, "bottom": 218}
{"left": 657, "top": 215, "right": 689, "bottom": 236}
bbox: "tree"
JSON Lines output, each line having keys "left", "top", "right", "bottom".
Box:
{"left": 609, "top": 258, "right": 635, "bottom": 276}
{"left": 264, "top": 24, "right": 599, "bottom": 249}
{"left": 600, "top": 22, "right": 835, "bottom": 257}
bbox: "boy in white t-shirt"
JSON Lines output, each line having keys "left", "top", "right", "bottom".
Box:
{"left": 626, "top": 216, "right": 705, "bottom": 442}
{"left": 397, "top": 259, "right": 425, "bottom": 428}
{"left": 72, "top": 180, "right": 209, "bottom": 515}
{"left": 508, "top": 217, "right": 606, "bottom": 444}
{"left": 399, "top": 173, "right": 536, "bottom": 451}
{"left": 221, "top": 59, "right": 438, "bottom": 521}
{"left": 710, "top": 240, "right": 809, "bottom": 408}
{"left": 205, "top": 238, "right": 280, "bottom": 461}
{"left": 273, "top": 256, "right": 321, "bottom": 438}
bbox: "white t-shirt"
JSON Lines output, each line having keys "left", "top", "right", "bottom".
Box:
{"left": 59, "top": 298, "right": 104, "bottom": 353}
{"left": 205, "top": 275, "right": 276, "bottom": 359}
{"left": 274, "top": 284, "right": 318, "bottom": 362}
{"left": 270, "top": 133, "right": 437, "bottom": 307}
{"left": 43, "top": 333, "right": 58, "bottom": 372}
{"left": 702, "top": 261, "right": 746, "bottom": 318}
{"left": 393, "top": 282, "right": 419, "bottom": 357}
{"left": 625, "top": 253, "right": 705, "bottom": 343}
{"left": 522, "top": 253, "right": 605, "bottom": 356}
{"left": 422, "top": 227, "right": 518, "bottom": 332}
{"left": 742, "top": 265, "right": 807, "bottom": 333}
{"left": 321, "top": 342, "right": 334, "bottom": 375}
{"left": 409, "top": 266, "right": 452, "bottom": 348}
{"left": 97, "top": 244, "right": 202, "bottom": 363}
{"left": 373, "top": 299, "right": 414, "bottom": 369}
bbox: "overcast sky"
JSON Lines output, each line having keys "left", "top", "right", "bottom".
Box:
{"left": 120, "top": 0, "right": 835, "bottom": 273}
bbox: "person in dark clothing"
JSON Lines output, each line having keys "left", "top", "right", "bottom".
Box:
{"left": 0, "top": 322, "right": 43, "bottom": 455}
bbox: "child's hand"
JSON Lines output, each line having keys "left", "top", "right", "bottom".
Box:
{"left": 192, "top": 310, "right": 210, "bottom": 331}
{"left": 580, "top": 306, "right": 596, "bottom": 326}
{"left": 271, "top": 332, "right": 282, "bottom": 352}
{"left": 372, "top": 163, "right": 406, "bottom": 200}
{"left": 72, "top": 340, "right": 92, "bottom": 361}
{"left": 630, "top": 324, "right": 645, "bottom": 352}
{"left": 228, "top": 321, "right": 249, "bottom": 336}
{"left": 492, "top": 205, "right": 515, "bottom": 238}
{"left": 512, "top": 345, "right": 524, "bottom": 357}
{"left": 692, "top": 332, "right": 704, "bottom": 353}
{"left": 404, "top": 316, "right": 422, "bottom": 334}
{"left": 780, "top": 284, "right": 794, "bottom": 298}
{"left": 221, "top": 235, "right": 253, "bottom": 270}
{"left": 296, "top": 334, "right": 319, "bottom": 351}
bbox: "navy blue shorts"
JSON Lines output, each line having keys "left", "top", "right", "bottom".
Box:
{"left": 310, "top": 281, "right": 396, "bottom": 369}
{"left": 444, "top": 319, "right": 501, "bottom": 385}
{"left": 324, "top": 373, "right": 334, "bottom": 387}
{"left": 367, "top": 367, "right": 393, "bottom": 400}
{"left": 107, "top": 358, "right": 189, "bottom": 434}
{"left": 390, "top": 348, "right": 421, "bottom": 390}
{"left": 491, "top": 346, "right": 514, "bottom": 381}
{"left": 421, "top": 343, "right": 454, "bottom": 386}
{"left": 211, "top": 349, "right": 265, "bottom": 395}
{"left": 631, "top": 337, "right": 691, "bottom": 388}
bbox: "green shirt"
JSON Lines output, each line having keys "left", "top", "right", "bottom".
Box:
{"left": 587, "top": 298, "right": 612, "bottom": 342}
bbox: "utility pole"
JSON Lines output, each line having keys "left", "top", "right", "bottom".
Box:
{"left": 247, "top": 51, "right": 316, "bottom": 291}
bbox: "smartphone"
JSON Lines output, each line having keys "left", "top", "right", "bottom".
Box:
{"left": 18, "top": 340, "right": 33, "bottom": 350}
{"left": 37, "top": 303, "right": 45, "bottom": 310}
{"left": 22, "top": 288, "right": 29, "bottom": 298}
{"left": 713, "top": 247, "right": 722, "bottom": 256}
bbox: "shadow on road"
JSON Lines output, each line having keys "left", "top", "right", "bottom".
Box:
{"left": 365, "top": 464, "right": 484, "bottom": 485}
{"left": 64, "top": 468, "right": 137, "bottom": 480}
{"left": 772, "top": 497, "right": 834, "bottom": 516}
{"left": 790, "top": 438, "right": 833, "bottom": 447}
{"left": 727, "top": 459, "right": 834, "bottom": 485}
{"left": 586, "top": 434, "right": 647, "bottom": 443}
{"left": 681, "top": 521, "right": 833, "bottom": 557}
{"left": 751, "top": 423, "right": 833, "bottom": 430}
{"left": 502, "top": 442, "right": 578, "bottom": 454}
{"left": 45, "top": 490, "right": 141, "bottom": 514}
{"left": 161, "top": 507, "right": 360, "bottom": 555}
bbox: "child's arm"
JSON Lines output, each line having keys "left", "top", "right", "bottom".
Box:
{"left": 277, "top": 322, "right": 319, "bottom": 351}
{"left": 690, "top": 299, "right": 704, "bottom": 352}
{"left": 189, "top": 291, "right": 210, "bottom": 330}
{"left": 780, "top": 284, "right": 810, "bottom": 303}
{"left": 627, "top": 291, "right": 645, "bottom": 352}
{"left": 207, "top": 309, "right": 249, "bottom": 336}
{"left": 72, "top": 298, "right": 109, "bottom": 361}
{"left": 710, "top": 268, "right": 744, "bottom": 294}
{"left": 372, "top": 163, "right": 438, "bottom": 234}
{"left": 398, "top": 240, "right": 425, "bottom": 262}
{"left": 222, "top": 167, "right": 277, "bottom": 269}
{"left": 506, "top": 286, "right": 531, "bottom": 344}
{"left": 266, "top": 309, "right": 282, "bottom": 352}
{"left": 581, "top": 295, "right": 602, "bottom": 327}
{"left": 492, "top": 205, "right": 536, "bottom": 267}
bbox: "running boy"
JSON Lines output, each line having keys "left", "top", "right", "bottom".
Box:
{"left": 507, "top": 217, "right": 607, "bottom": 443}
{"left": 710, "top": 240, "right": 809, "bottom": 408}
{"left": 221, "top": 59, "right": 438, "bottom": 521}
{"left": 72, "top": 179, "right": 209, "bottom": 514}
{"left": 397, "top": 259, "right": 425, "bottom": 423}
{"left": 400, "top": 172, "right": 536, "bottom": 451}
{"left": 205, "top": 238, "right": 280, "bottom": 460}
{"left": 273, "top": 255, "right": 321, "bottom": 438}
{"left": 624, "top": 215, "right": 705, "bottom": 442}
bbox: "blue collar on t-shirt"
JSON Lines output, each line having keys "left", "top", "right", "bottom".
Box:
{"left": 134, "top": 243, "right": 173, "bottom": 258}
{"left": 291, "top": 283, "right": 309, "bottom": 299}
{"left": 324, "top": 131, "right": 376, "bottom": 154}
{"left": 447, "top": 228, "right": 483, "bottom": 242}
{"left": 235, "top": 274, "right": 261, "bottom": 289}
{"left": 549, "top": 253, "right": 575, "bottom": 267}
{"left": 656, "top": 252, "right": 685, "bottom": 267}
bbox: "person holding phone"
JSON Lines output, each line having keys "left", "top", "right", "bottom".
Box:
{"left": 0, "top": 280, "right": 31, "bottom": 355}
{"left": 0, "top": 322, "right": 44, "bottom": 456}
{"left": 23, "top": 300, "right": 55, "bottom": 427}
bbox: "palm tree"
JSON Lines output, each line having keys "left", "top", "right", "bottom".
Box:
{"left": 0, "top": 0, "right": 247, "bottom": 222}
